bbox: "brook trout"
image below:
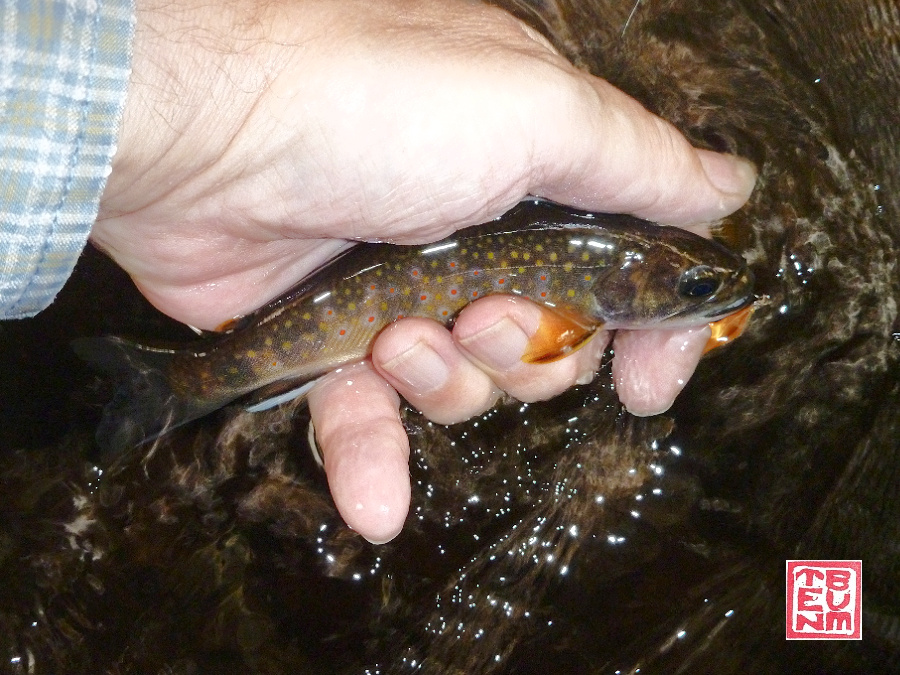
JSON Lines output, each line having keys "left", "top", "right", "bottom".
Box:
{"left": 77, "top": 200, "right": 754, "bottom": 452}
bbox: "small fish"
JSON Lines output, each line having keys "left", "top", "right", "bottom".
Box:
{"left": 76, "top": 199, "right": 754, "bottom": 452}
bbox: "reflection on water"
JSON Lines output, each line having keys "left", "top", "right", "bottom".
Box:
{"left": 2, "top": 0, "right": 899, "bottom": 673}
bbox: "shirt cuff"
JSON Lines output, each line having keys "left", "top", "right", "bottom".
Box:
{"left": 0, "top": 0, "right": 136, "bottom": 318}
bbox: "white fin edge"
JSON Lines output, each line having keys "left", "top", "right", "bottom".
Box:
{"left": 244, "top": 379, "right": 319, "bottom": 413}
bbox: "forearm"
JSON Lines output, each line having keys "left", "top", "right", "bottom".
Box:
{"left": 0, "top": 0, "right": 135, "bottom": 318}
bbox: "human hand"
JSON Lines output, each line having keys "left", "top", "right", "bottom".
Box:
{"left": 93, "top": 0, "right": 756, "bottom": 543}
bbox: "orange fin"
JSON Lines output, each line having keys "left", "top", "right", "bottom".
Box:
{"left": 214, "top": 316, "right": 244, "bottom": 333}
{"left": 704, "top": 304, "right": 754, "bottom": 354}
{"left": 522, "top": 305, "right": 600, "bottom": 364}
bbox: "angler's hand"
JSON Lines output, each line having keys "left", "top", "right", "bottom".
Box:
{"left": 94, "top": 0, "right": 755, "bottom": 544}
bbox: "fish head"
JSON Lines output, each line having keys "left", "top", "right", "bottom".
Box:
{"left": 586, "top": 222, "right": 755, "bottom": 329}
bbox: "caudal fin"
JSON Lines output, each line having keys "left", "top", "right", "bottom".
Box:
{"left": 73, "top": 337, "right": 207, "bottom": 454}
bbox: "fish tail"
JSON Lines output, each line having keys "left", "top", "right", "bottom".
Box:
{"left": 73, "top": 337, "right": 208, "bottom": 454}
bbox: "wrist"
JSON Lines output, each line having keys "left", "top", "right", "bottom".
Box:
{"left": 100, "top": 0, "right": 276, "bottom": 220}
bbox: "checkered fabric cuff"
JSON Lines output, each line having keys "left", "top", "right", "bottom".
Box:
{"left": 0, "top": 0, "right": 135, "bottom": 318}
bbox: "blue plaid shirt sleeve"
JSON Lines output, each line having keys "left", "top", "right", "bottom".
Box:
{"left": 0, "top": 0, "right": 135, "bottom": 318}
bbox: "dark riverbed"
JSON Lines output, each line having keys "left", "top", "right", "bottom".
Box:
{"left": 1, "top": 0, "right": 898, "bottom": 673}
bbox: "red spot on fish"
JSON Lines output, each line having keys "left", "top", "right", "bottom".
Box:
{"left": 327, "top": 310, "right": 333, "bottom": 315}
{"left": 498, "top": 278, "right": 505, "bottom": 285}
{"left": 442, "top": 310, "right": 449, "bottom": 316}
{"left": 540, "top": 275, "right": 547, "bottom": 281}
{"left": 472, "top": 291, "right": 479, "bottom": 297}
{"left": 370, "top": 284, "right": 376, "bottom": 290}
{"left": 389, "top": 288, "right": 395, "bottom": 294}
{"left": 420, "top": 294, "right": 427, "bottom": 301}
{"left": 540, "top": 291, "right": 547, "bottom": 297}
{"left": 339, "top": 329, "right": 346, "bottom": 336}
{"left": 368, "top": 316, "right": 375, "bottom": 322}
{"left": 473, "top": 270, "right": 479, "bottom": 276}
{"left": 397, "top": 314, "right": 404, "bottom": 319}
{"left": 412, "top": 270, "right": 419, "bottom": 276}
{"left": 450, "top": 261, "right": 456, "bottom": 268}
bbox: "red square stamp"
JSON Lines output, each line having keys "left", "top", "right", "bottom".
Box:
{"left": 786, "top": 560, "right": 861, "bottom": 639}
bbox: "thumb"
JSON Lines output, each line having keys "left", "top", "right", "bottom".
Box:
{"left": 529, "top": 75, "right": 756, "bottom": 227}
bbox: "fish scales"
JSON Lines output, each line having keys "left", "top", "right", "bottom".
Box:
{"left": 75, "top": 199, "right": 754, "bottom": 451}
{"left": 187, "top": 228, "right": 615, "bottom": 396}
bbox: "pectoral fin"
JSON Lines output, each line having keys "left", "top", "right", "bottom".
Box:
{"left": 521, "top": 305, "right": 600, "bottom": 364}
{"left": 703, "top": 304, "right": 754, "bottom": 354}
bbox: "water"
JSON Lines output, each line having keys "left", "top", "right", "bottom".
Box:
{"left": 1, "top": 0, "right": 898, "bottom": 672}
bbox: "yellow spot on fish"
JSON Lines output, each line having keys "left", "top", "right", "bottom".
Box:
{"left": 228, "top": 366, "right": 238, "bottom": 374}
{"left": 550, "top": 252, "right": 558, "bottom": 262}
{"left": 582, "top": 252, "right": 590, "bottom": 261}
{"left": 584, "top": 274, "right": 592, "bottom": 281}
{"left": 472, "top": 252, "right": 479, "bottom": 259}
{"left": 282, "top": 341, "right": 292, "bottom": 350}
{"left": 564, "top": 262, "right": 574, "bottom": 272}
{"left": 487, "top": 251, "right": 494, "bottom": 260}
{"left": 247, "top": 350, "right": 257, "bottom": 358}
{"left": 301, "top": 313, "right": 311, "bottom": 321}
{"left": 500, "top": 260, "right": 509, "bottom": 268}
{"left": 348, "top": 302, "right": 356, "bottom": 310}
{"left": 264, "top": 338, "right": 272, "bottom": 346}
{"left": 284, "top": 320, "right": 293, "bottom": 328}
{"left": 380, "top": 302, "right": 388, "bottom": 311}
{"left": 567, "top": 289, "right": 576, "bottom": 297}
{"left": 511, "top": 251, "right": 519, "bottom": 259}
{"left": 431, "top": 260, "right": 438, "bottom": 268}
{"left": 523, "top": 252, "right": 530, "bottom": 260}
{"left": 535, "top": 244, "right": 544, "bottom": 252}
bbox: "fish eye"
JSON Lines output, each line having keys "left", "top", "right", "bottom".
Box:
{"left": 678, "top": 265, "right": 721, "bottom": 298}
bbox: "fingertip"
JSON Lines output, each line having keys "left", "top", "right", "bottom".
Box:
{"left": 695, "top": 149, "right": 758, "bottom": 212}
{"left": 373, "top": 317, "right": 502, "bottom": 425}
{"left": 372, "top": 319, "right": 451, "bottom": 395}
{"left": 307, "top": 362, "right": 412, "bottom": 544}
{"left": 454, "top": 295, "right": 609, "bottom": 403}
{"left": 324, "top": 426, "right": 411, "bottom": 544}
{"left": 530, "top": 73, "right": 757, "bottom": 227}
{"left": 612, "top": 326, "right": 709, "bottom": 416}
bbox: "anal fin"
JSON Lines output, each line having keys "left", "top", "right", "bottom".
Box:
{"left": 242, "top": 377, "right": 319, "bottom": 412}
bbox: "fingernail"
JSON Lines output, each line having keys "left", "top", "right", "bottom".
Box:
{"left": 457, "top": 317, "right": 530, "bottom": 370}
{"left": 696, "top": 150, "right": 757, "bottom": 200}
{"left": 379, "top": 341, "right": 450, "bottom": 394}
